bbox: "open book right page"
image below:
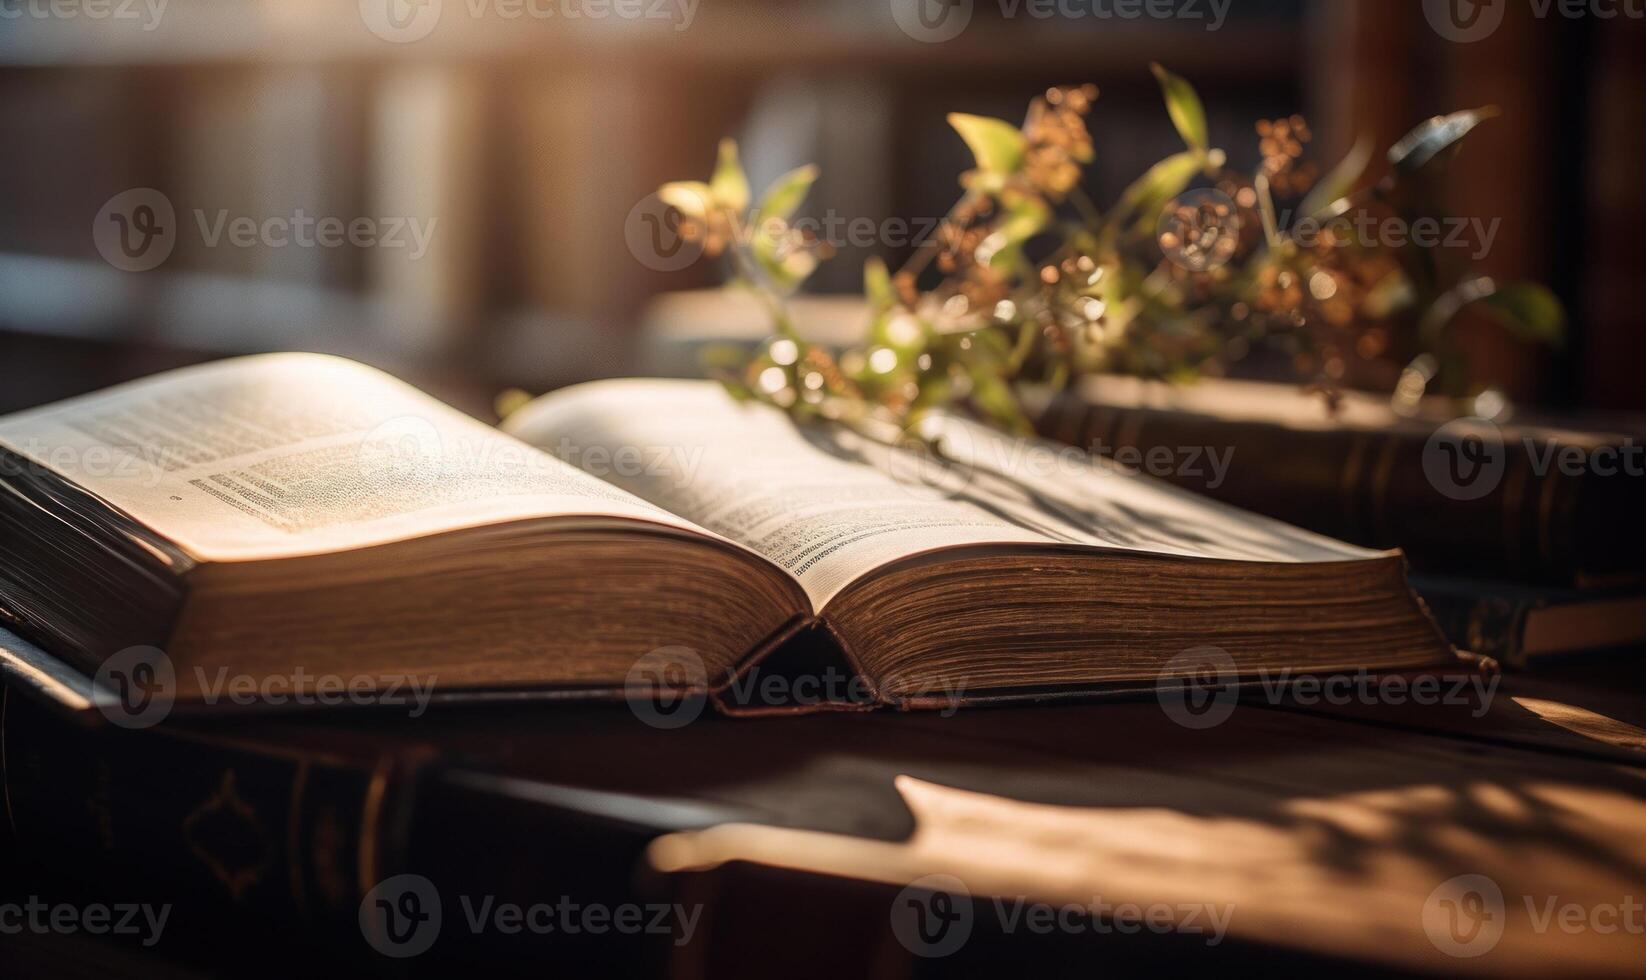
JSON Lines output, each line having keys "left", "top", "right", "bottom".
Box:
{"left": 504, "top": 379, "right": 1387, "bottom": 612}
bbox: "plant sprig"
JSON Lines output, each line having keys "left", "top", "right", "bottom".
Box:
{"left": 662, "top": 66, "right": 1564, "bottom": 434}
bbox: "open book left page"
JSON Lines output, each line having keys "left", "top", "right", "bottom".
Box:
{"left": 0, "top": 353, "right": 706, "bottom": 563}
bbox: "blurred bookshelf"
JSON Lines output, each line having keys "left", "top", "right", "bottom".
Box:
{"left": 0, "top": 0, "right": 1637, "bottom": 410}
{"left": 0, "top": 0, "right": 1314, "bottom": 393}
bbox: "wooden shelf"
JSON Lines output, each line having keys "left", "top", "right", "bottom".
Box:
{"left": 0, "top": 1, "right": 1300, "bottom": 78}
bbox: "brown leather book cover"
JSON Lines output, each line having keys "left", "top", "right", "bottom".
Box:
{"left": 1035, "top": 378, "right": 1646, "bottom": 587}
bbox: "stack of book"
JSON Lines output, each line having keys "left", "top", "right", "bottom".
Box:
{"left": 1036, "top": 375, "right": 1646, "bottom": 667}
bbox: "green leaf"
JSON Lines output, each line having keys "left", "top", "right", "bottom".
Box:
{"left": 1105, "top": 151, "right": 1202, "bottom": 244}
{"left": 751, "top": 227, "right": 817, "bottom": 295}
{"left": 756, "top": 164, "right": 819, "bottom": 224}
{"left": 863, "top": 257, "right": 896, "bottom": 314}
{"left": 1388, "top": 107, "right": 1498, "bottom": 175}
{"left": 980, "top": 195, "right": 1051, "bottom": 269}
{"left": 1254, "top": 173, "right": 1279, "bottom": 248}
{"left": 659, "top": 181, "right": 713, "bottom": 218}
{"left": 1151, "top": 63, "right": 1209, "bottom": 154}
{"left": 947, "top": 113, "right": 1028, "bottom": 175}
{"left": 493, "top": 388, "right": 533, "bottom": 421}
{"left": 716, "top": 377, "right": 756, "bottom": 402}
{"left": 1476, "top": 281, "right": 1566, "bottom": 347}
{"left": 699, "top": 343, "right": 752, "bottom": 370}
{"left": 1299, "top": 135, "right": 1373, "bottom": 220}
{"left": 999, "top": 196, "right": 1050, "bottom": 242}
{"left": 969, "top": 369, "right": 1030, "bottom": 435}
{"left": 1361, "top": 270, "right": 1415, "bottom": 319}
{"left": 710, "top": 139, "right": 750, "bottom": 213}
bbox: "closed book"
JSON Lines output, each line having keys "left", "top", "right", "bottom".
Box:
{"left": 1035, "top": 376, "right": 1646, "bottom": 587}
{"left": 1412, "top": 576, "right": 1646, "bottom": 668}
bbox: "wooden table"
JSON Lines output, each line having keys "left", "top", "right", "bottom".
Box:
{"left": 4, "top": 652, "right": 1645, "bottom": 978}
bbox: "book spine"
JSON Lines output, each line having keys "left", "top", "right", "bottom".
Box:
{"left": 1036, "top": 393, "right": 1614, "bottom": 586}
{"left": 1412, "top": 589, "right": 1533, "bottom": 668}
{"left": 0, "top": 691, "right": 419, "bottom": 943}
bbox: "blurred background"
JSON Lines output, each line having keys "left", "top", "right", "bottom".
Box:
{"left": 1, "top": 0, "right": 1641, "bottom": 417}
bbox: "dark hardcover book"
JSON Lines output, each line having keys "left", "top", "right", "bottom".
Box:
{"left": 0, "top": 687, "right": 749, "bottom": 975}
{"left": 10, "top": 672, "right": 1646, "bottom": 978}
{"left": 1412, "top": 576, "right": 1646, "bottom": 668}
{"left": 1035, "top": 376, "right": 1646, "bottom": 587}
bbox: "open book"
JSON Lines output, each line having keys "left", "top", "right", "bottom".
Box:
{"left": 0, "top": 354, "right": 1457, "bottom": 715}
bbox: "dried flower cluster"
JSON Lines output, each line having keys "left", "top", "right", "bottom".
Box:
{"left": 657, "top": 65, "right": 1563, "bottom": 437}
